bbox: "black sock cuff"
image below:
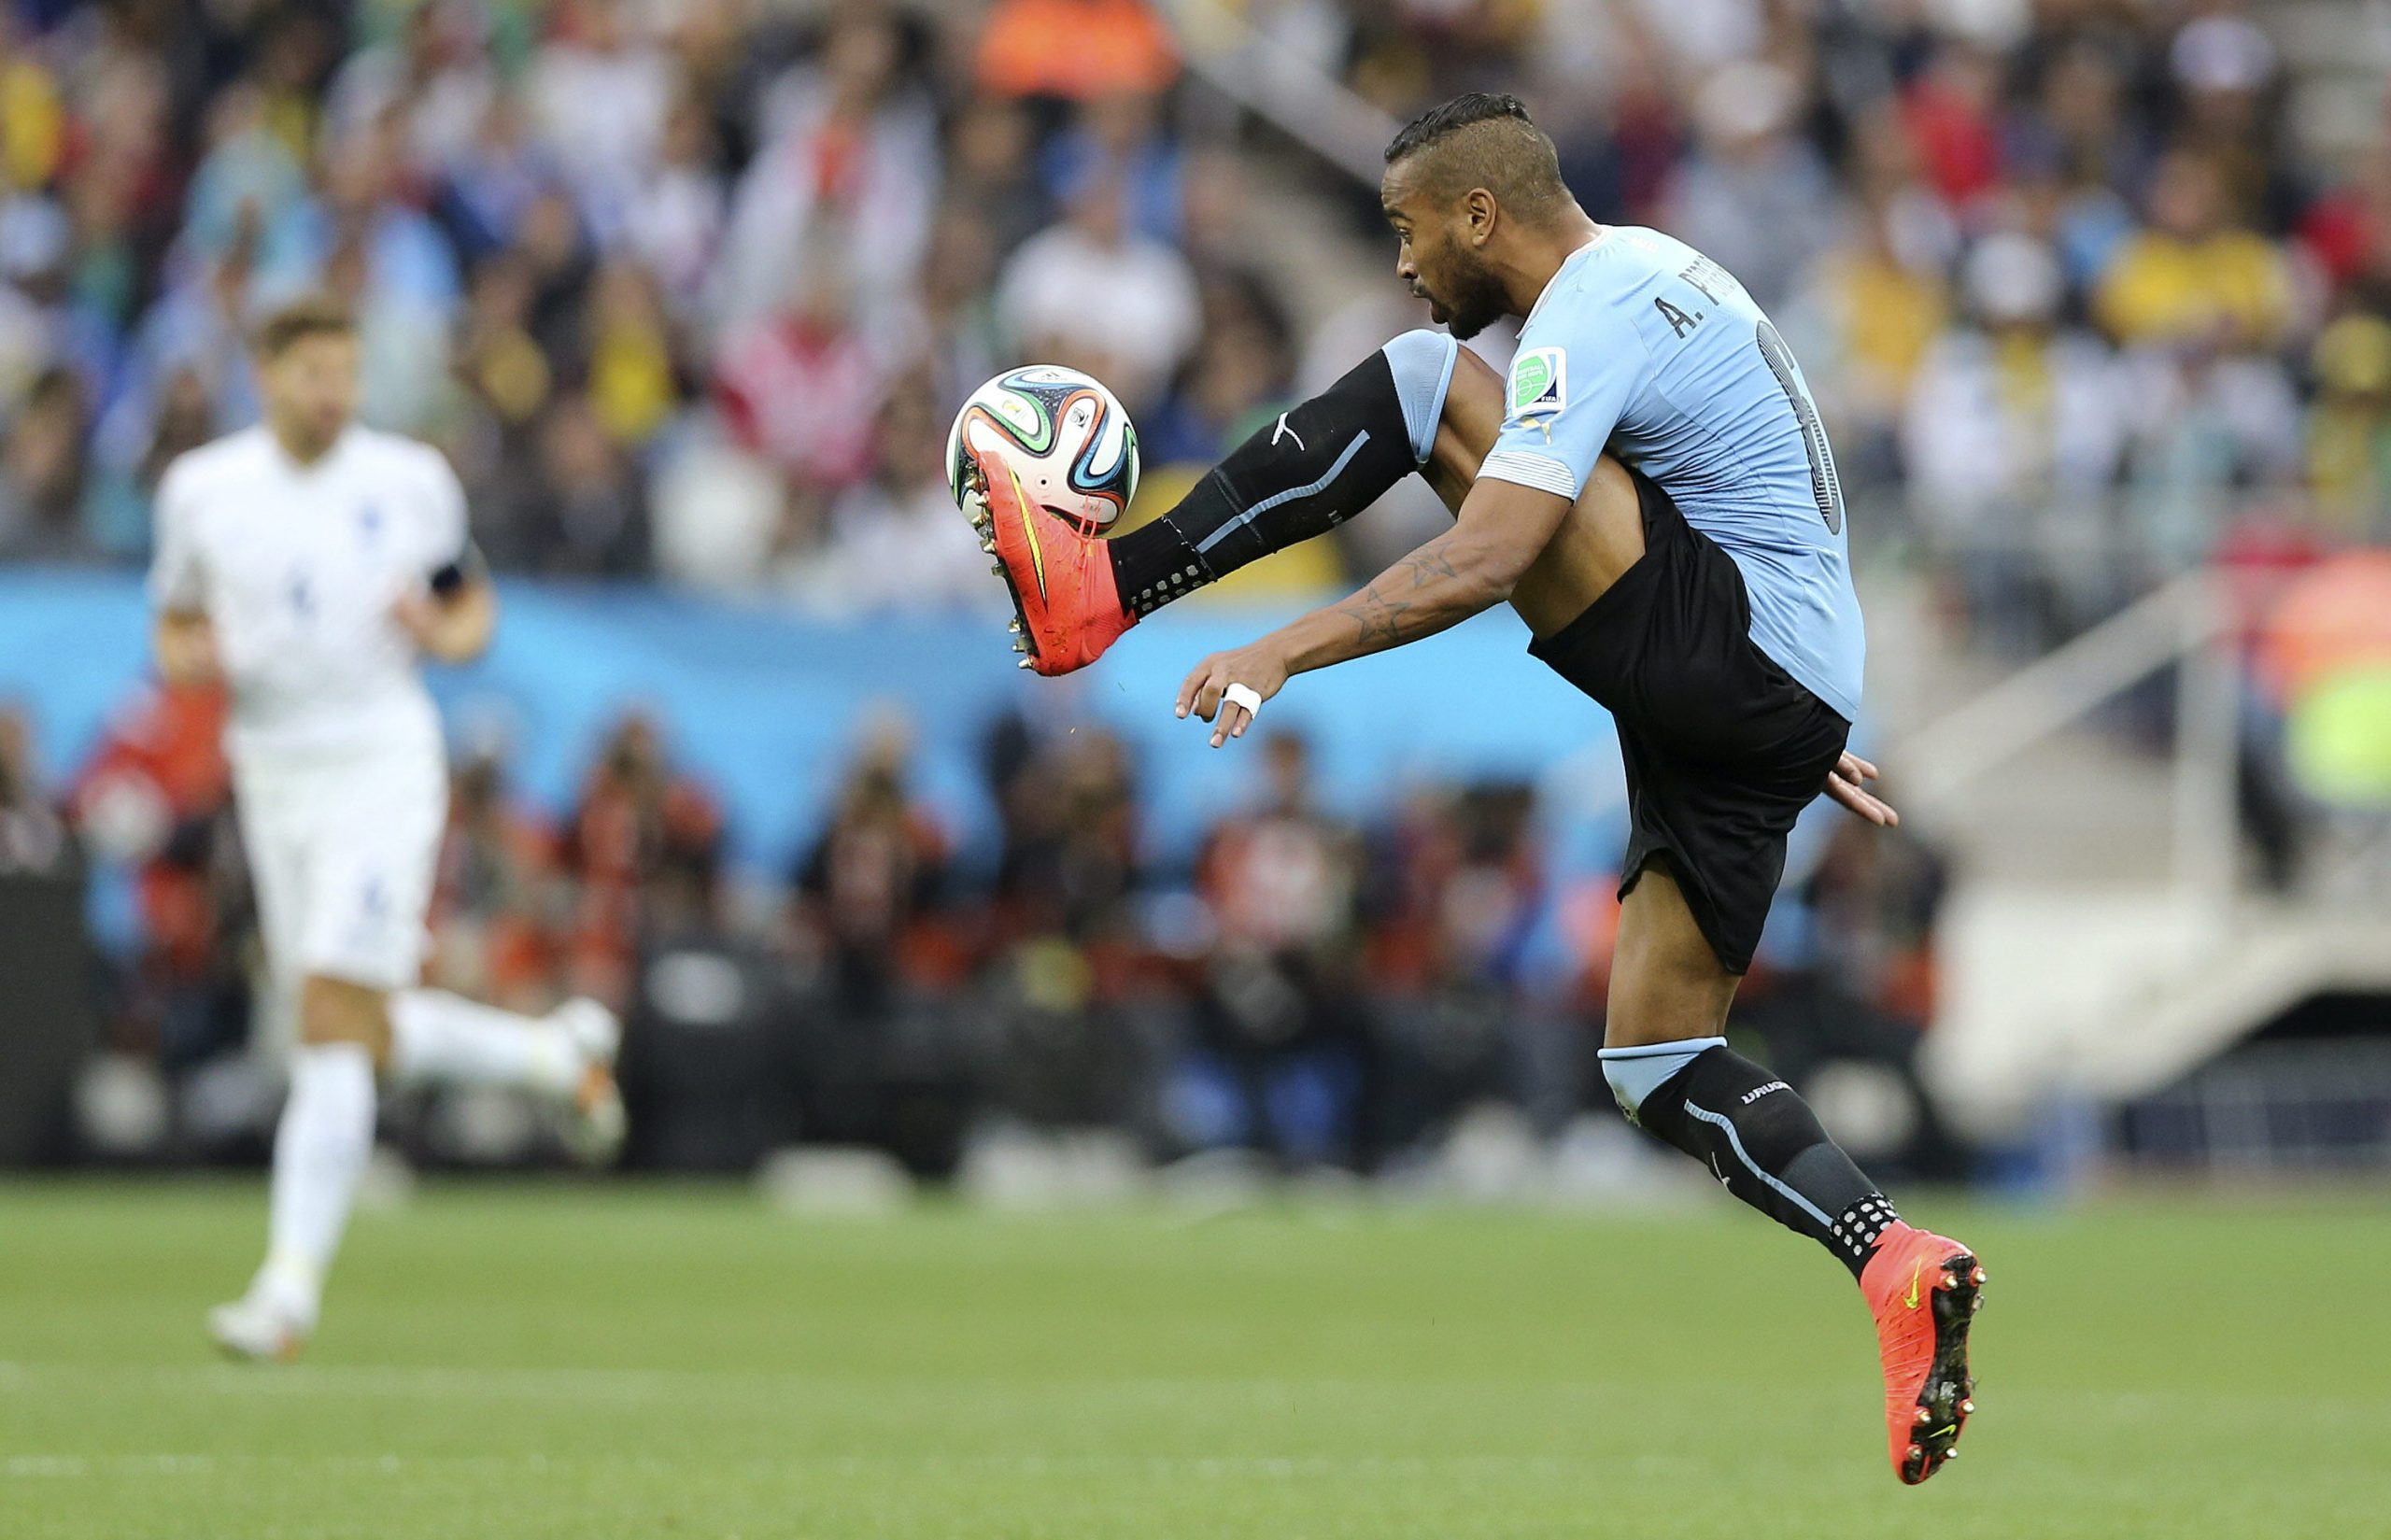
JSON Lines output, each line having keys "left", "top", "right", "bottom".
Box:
{"left": 1828, "top": 1192, "right": 1902, "bottom": 1269}
{"left": 1119, "top": 522, "right": 1211, "bottom": 616}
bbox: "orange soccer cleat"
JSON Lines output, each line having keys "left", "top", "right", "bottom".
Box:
{"left": 1860, "top": 1222, "right": 1986, "bottom": 1485}
{"left": 958, "top": 442, "right": 1134, "bottom": 676}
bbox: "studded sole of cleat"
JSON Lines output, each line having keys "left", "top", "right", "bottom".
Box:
{"left": 1900, "top": 1253, "right": 1984, "bottom": 1485}
{"left": 956, "top": 459, "right": 1047, "bottom": 671}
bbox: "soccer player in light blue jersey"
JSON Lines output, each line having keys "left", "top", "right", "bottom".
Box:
{"left": 958, "top": 92, "right": 1986, "bottom": 1482}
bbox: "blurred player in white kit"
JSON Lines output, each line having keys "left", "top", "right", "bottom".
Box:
{"left": 149, "top": 298, "right": 625, "bottom": 1362}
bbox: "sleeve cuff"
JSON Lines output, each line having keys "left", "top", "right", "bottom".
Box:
{"left": 1478, "top": 449, "right": 1581, "bottom": 502}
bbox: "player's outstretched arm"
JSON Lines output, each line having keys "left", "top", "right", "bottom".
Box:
{"left": 1177, "top": 475, "right": 1571, "bottom": 746}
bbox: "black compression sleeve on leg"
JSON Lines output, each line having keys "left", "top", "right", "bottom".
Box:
{"left": 1632, "top": 1046, "right": 1901, "bottom": 1279}
{"left": 1109, "top": 350, "right": 1424, "bottom": 615}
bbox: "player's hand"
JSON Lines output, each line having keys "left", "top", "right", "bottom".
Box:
{"left": 1176, "top": 643, "right": 1289, "bottom": 748}
{"left": 154, "top": 612, "right": 221, "bottom": 685}
{"left": 389, "top": 588, "right": 440, "bottom": 650}
{"left": 1824, "top": 751, "right": 1899, "bottom": 827}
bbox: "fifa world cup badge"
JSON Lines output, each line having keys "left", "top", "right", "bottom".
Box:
{"left": 1511, "top": 347, "right": 1566, "bottom": 443}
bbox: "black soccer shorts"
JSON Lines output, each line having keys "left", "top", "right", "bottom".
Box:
{"left": 1527, "top": 470, "right": 1850, "bottom": 974}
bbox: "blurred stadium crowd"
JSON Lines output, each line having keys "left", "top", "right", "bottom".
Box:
{"left": 13, "top": 677, "right": 1954, "bottom": 1175}
{"left": 1, "top": 0, "right": 2385, "bottom": 1170}
{"left": 3, "top": 0, "right": 2384, "bottom": 596}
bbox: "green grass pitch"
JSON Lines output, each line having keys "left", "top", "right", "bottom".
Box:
{"left": 2, "top": 1180, "right": 2384, "bottom": 1538}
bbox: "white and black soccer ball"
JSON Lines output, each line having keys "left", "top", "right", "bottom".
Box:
{"left": 945, "top": 365, "right": 1139, "bottom": 535}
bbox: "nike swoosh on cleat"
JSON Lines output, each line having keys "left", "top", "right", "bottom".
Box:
{"left": 1903, "top": 1261, "right": 1922, "bottom": 1310}
{"left": 1006, "top": 464, "right": 1048, "bottom": 603}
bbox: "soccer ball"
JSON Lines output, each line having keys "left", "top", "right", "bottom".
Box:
{"left": 946, "top": 365, "right": 1139, "bottom": 535}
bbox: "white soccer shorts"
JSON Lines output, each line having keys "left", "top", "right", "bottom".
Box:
{"left": 234, "top": 748, "right": 447, "bottom": 998}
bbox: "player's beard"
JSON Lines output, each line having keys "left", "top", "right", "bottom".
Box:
{"left": 270, "top": 404, "right": 347, "bottom": 462}
{"left": 1431, "top": 252, "right": 1511, "bottom": 342}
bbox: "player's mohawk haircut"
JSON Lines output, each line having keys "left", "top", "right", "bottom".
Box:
{"left": 1385, "top": 92, "right": 1538, "bottom": 163}
{"left": 1383, "top": 92, "right": 1569, "bottom": 220}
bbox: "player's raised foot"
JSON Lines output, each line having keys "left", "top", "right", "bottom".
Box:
{"left": 549, "top": 997, "right": 626, "bottom": 1166}
{"left": 957, "top": 444, "right": 1132, "bottom": 676}
{"left": 207, "top": 1292, "right": 309, "bottom": 1363}
{"left": 1860, "top": 1222, "right": 1985, "bottom": 1485}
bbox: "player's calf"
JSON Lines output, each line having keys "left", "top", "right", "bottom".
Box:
{"left": 1107, "top": 329, "right": 1458, "bottom": 613}
{"left": 217, "top": 972, "right": 395, "bottom": 1359}
{"left": 388, "top": 991, "right": 626, "bottom": 1163}
{"left": 1602, "top": 1037, "right": 1902, "bottom": 1278}
{"left": 297, "top": 973, "right": 396, "bottom": 1061}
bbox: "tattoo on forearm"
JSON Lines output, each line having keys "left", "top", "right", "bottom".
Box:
{"left": 1401, "top": 544, "right": 1462, "bottom": 588}
{"left": 1323, "top": 530, "right": 1508, "bottom": 656}
{"left": 1337, "top": 539, "right": 1474, "bottom": 645}
{"left": 1337, "top": 584, "right": 1413, "bottom": 646}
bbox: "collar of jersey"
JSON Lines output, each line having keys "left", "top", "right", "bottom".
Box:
{"left": 1524, "top": 229, "right": 1610, "bottom": 330}
{"left": 264, "top": 423, "right": 357, "bottom": 476}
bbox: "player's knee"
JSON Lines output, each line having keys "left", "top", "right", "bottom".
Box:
{"left": 1430, "top": 344, "right": 1506, "bottom": 472}
{"left": 297, "top": 975, "right": 391, "bottom": 1057}
{"left": 1380, "top": 329, "right": 1460, "bottom": 464}
{"left": 1598, "top": 1037, "right": 1724, "bottom": 1120}
{"left": 1602, "top": 965, "right": 1733, "bottom": 1052}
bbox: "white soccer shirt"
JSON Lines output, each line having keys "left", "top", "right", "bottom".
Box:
{"left": 149, "top": 424, "right": 470, "bottom": 766}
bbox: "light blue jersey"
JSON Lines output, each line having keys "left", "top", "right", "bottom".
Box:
{"left": 1478, "top": 227, "right": 1864, "bottom": 722}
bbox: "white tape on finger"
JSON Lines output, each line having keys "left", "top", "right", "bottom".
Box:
{"left": 1223, "top": 683, "right": 1263, "bottom": 719}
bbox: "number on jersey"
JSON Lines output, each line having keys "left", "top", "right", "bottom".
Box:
{"left": 1753, "top": 320, "right": 1844, "bottom": 536}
